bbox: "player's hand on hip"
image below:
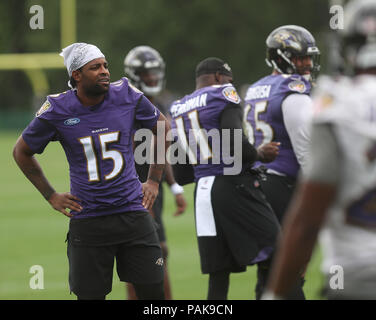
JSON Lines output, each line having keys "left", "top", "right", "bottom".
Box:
{"left": 142, "top": 180, "right": 159, "bottom": 210}
{"left": 48, "top": 192, "right": 83, "bottom": 218}
{"left": 174, "top": 194, "right": 187, "bottom": 216}
{"left": 257, "top": 142, "right": 281, "bottom": 163}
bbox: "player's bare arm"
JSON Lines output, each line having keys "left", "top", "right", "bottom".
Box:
{"left": 266, "top": 181, "right": 336, "bottom": 298}
{"left": 13, "top": 136, "right": 82, "bottom": 218}
{"left": 142, "top": 113, "right": 171, "bottom": 210}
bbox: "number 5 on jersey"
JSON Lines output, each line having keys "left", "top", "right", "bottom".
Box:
{"left": 244, "top": 101, "right": 274, "bottom": 146}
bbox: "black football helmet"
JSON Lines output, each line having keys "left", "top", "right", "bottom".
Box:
{"left": 341, "top": 0, "right": 376, "bottom": 72}
{"left": 266, "top": 25, "right": 320, "bottom": 81}
{"left": 124, "top": 46, "right": 165, "bottom": 96}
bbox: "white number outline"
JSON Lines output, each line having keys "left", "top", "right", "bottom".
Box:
{"left": 187, "top": 110, "right": 212, "bottom": 162}
{"left": 244, "top": 100, "right": 274, "bottom": 146}
{"left": 78, "top": 131, "right": 125, "bottom": 182}
{"left": 174, "top": 110, "right": 213, "bottom": 164}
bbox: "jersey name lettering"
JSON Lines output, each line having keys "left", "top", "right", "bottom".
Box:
{"left": 170, "top": 93, "right": 207, "bottom": 118}
{"left": 245, "top": 85, "right": 271, "bottom": 100}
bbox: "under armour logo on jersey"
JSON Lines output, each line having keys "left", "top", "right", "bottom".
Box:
{"left": 155, "top": 258, "right": 164, "bottom": 266}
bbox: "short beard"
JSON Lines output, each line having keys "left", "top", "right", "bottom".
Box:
{"left": 83, "top": 83, "right": 108, "bottom": 97}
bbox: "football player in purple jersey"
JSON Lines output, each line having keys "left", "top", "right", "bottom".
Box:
{"left": 243, "top": 25, "right": 321, "bottom": 299}
{"left": 264, "top": 0, "right": 376, "bottom": 300}
{"left": 169, "top": 57, "right": 281, "bottom": 300}
{"left": 13, "top": 43, "right": 170, "bottom": 300}
{"left": 124, "top": 45, "right": 187, "bottom": 300}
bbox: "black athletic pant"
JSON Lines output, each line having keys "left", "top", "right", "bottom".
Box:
{"left": 259, "top": 173, "right": 296, "bottom": 224}
{"left": 202, "top": 173, "right": 280, "bottom": 300}
{"left": 256, "top": 173, "right": 305, "bottom": 300}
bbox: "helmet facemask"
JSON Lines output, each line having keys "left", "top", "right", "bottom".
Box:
{"left": 136, "top": 67, "right": 165, "bottom": 97}
{"left": 124, "top": 46, "right": 166, "bottom": 97}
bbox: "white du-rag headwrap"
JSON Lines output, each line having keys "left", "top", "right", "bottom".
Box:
{"left": 60, "top": 42, "right": 105, "bottom": 77}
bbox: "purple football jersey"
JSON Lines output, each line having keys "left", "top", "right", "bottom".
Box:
{"left": 169, "top": 84, "right": 241, "bottom": 181}
{"left": 244, "top": 74, "right": 311, "bottom": 178}
{"left": 22, "top": 77, "right": 160, "bottom": 219}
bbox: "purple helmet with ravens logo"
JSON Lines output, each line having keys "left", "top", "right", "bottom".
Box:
{"left": 124, "top": 46, "right": 165, "bottom": 97}
{"left": 266, "top": 25, "right": 320, "bottom": 81}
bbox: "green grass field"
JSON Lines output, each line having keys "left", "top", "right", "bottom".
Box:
{"left": 0, "top": 130, "right": 325, "bottom": 300}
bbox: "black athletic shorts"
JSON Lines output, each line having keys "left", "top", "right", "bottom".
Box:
{"left": 66, "top": 211, "right": 164, "bottom": 297}
{"left": 194, "top": 173, "right": 280, "bottom": 274}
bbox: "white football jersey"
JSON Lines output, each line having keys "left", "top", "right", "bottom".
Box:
{"left": 312, "top": 75, "right": 376, "bottom": 298}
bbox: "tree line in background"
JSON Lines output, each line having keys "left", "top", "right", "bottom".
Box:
{"left": 0, "top": 0, "right": 330, "bottom": 112}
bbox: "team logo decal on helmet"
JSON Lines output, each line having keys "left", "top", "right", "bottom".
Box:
{"left": 273, "top": 31, "right": 302, "bottom": 51}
